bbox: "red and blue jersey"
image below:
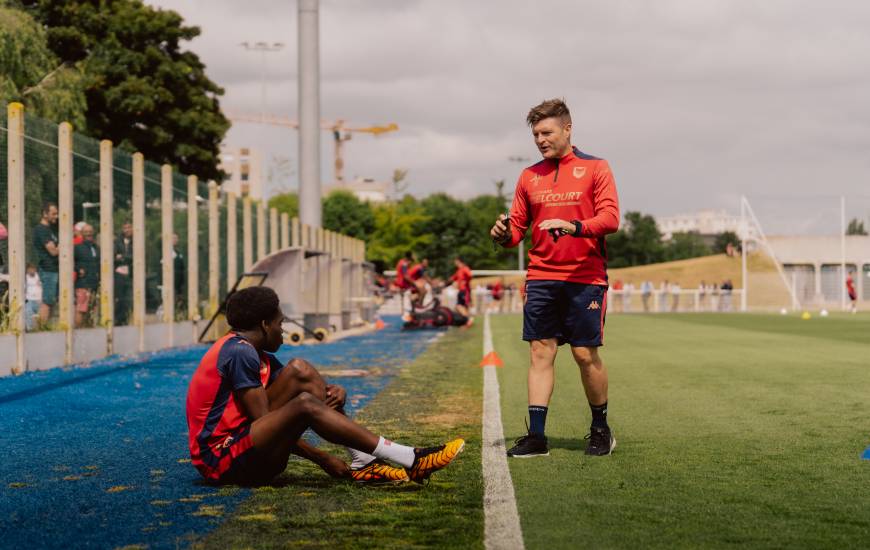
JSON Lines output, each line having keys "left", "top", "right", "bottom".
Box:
{"left": 507, "top": 147, "right": 620, "bottom": 285}
{"left": 186, "top": 333, "right": 284, "bottom": 477}
{"left": 408, "top": 263, "right": 426, "bottom": 281}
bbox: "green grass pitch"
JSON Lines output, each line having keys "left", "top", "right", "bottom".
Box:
{"left": 493, "top": 312, "right": 870, "bottom": 548}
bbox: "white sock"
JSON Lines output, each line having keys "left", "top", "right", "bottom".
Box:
{"left": 372, "top": 436, "right": 416, "bottom": 468}
{"left": 347, "top": 447, "right": 376, "bottom": 469}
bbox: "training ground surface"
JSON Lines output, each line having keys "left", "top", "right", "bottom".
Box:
{"left": 2, "top": 312, "right": 868, "bottom": 548}
{"left": 493, "top": 312, "right": 870, "bottom": 548}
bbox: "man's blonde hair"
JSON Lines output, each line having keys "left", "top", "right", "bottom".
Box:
{"left": 526, "top": 98, "right": 572, "bottom": 127}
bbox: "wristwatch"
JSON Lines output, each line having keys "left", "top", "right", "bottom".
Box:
{"left": 571, "top": 220, "right": 582, "bottom": 237}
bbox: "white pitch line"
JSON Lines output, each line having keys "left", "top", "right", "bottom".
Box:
{"left": 482, "top": 312, "right": 525, "bottom": 550}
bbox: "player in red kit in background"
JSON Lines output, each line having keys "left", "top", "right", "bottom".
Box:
{"left": 490, "top": 98, "right": 620, "bottom": 457}
{"left": 846, "top": 271, "right": 857, "bottom": 313}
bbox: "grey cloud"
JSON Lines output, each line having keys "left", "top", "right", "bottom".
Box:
{"left": 147, "top": 0, "right": 870, "bottom": 232}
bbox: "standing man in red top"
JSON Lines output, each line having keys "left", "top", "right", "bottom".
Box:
{"left": 394, "top": 251, "right": 414, "bottom": 292}
{"left": 846, "top": 271, "right": 857, "bottom": 313}
{"left": 449, "top": 257, "right": 473, "bottom": 318}
{"left": 490, "top": 98, "right": 620, "bottom": 457}
{"left": 186, "top": 286, "right": 464, "bottom": 485}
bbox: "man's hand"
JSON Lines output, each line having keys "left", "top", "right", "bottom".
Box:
{"left": 490, "top": 214, "right": 511, "bottom": 244}
{"left": 324, "top": 384, "right": 347, "bottom": 410}
{"left": 538, "top": 219, "right": 577, "bottom": 236}
{"left": 319, "top": 453, "right": 352, "bottom": 479}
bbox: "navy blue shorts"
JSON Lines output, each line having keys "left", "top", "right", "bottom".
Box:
{"left": 523, "top": 280, "right": 607, "bottom": 347}
{"left": 457, "top": 289, "right": 470, "bottom": 307}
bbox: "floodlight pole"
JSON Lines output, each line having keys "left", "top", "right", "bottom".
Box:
{"left": 298, "top": 0, "right": 322, "bottom": 227}
{"left": 840, "top": 195, "right": 847, "bottom": 312}
{"left": 741, "top": 196, "right": 748, "bottom": 312}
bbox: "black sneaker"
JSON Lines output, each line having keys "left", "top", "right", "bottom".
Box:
{"left": 584, "top": 426, "right": 616, "bottom": 456}
{"left": 507, "top": 432, "right": 549, "bottom": 457}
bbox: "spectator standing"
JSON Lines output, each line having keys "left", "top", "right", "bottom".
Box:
{"left": 671, "top": 281, "right": 681, "bottom": 312}
{"left": 448, "top": 257, "right": 473, "bottom": 319}
{"left": 74, "top": 224, "right": 100, "bottom": 327}
{"left": 659, "top": 280, "right": 670, "bottom": 312}
{"left": 173, "top": 233, "right": 186, "bottom": 314}
{"left": 623, "top": 281, "right": 634, "bottom": 312}
{"left": 720, "top": 279, "right": 734, "bottom": 311}
{"left": 640, "top": 280, "right": 653, "bottom": 312}
{"left": 612, "top": 279, "right": 624, "bottom": 312}
{"left": 33, "top": 203, "right": 59, "bottom": 324}
{"left": 24, "top": 263, "right": 42, "bottom": 331}
{"left": 114, "top": 222, "right": 134, "bottom": 324}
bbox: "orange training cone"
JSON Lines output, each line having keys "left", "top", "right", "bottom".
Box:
{"left": 374, "top": 318, "right": 386, "bottom": 330}
{"left": 479, "top": 351, "right": 504, "bottom": 368}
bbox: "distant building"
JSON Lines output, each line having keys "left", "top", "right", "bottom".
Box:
{"left": 219, "top": 147, "right": 263, "bottom": 199}
{"left": 769, "top": 235, "right": 870, "bottom": 306}
{"left": 323, "top": 177, "right": 389, "bottom": 203}
{"left": 656, "top": 209, "right": 758, "bottom": 243}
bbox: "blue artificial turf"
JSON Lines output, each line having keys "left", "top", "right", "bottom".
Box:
{"left": 0, "top": 317, "right": 438, "bottom": 549}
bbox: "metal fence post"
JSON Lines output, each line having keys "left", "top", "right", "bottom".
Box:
{"left": 99, "top": 140, "right": 114, "bottom": 353}
{"left": 161, "top": 165, "right": 174, "bottom": 338}
{"left": 58, "top": 122, "right": 74, "bottom": 364}
{"left": 227, "top": 192, "right": 237, "bottom": 290}
{"left": 187, "top": 175, "right": 199, "bottom": 321}
{"left": 7, "top": 103, "right": 25, "bottom": 374}
{"left": 132, "top": 153, "right": 146, "bottom": 352}
{"left": 208, "top": 181, "right": 219, "bottom": 318}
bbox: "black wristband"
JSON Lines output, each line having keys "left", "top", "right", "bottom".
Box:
{"left": 571, "top": 220, "right": 582, "bottom": 237}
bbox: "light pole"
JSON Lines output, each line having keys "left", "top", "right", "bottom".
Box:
{"left": 239, "top": 41, "right": 285, "bottom": 121}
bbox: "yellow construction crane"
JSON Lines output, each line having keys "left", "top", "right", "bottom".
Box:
{"left": 225, "top": 111, "right": 398, "bottom": 183}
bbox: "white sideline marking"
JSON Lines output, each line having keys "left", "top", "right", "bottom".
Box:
{"left": 482, "top": 312, "right": 525, "bottom": 550}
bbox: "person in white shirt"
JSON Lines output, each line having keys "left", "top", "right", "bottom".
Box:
{"left": 670, "top": 281, "right": 681, "bottom": 312}
{"left": 25, "top": 263, "right": 42, "bottom": 331}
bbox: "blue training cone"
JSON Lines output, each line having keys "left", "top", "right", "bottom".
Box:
{"left": 861, "top": 446, "right": 870, "bottom": 460}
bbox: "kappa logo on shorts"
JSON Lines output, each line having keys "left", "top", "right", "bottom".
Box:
{"left": 587, "top": 300, "right": 601, "bottom": 310}
{"left": 221, "top": 436, "right": 235, "bottom": 449}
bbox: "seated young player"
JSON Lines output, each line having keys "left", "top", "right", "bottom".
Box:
{"left": 186, "top": 286, "right": 464, "bottom": 485}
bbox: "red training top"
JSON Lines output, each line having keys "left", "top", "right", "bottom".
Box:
{"left": 451, "top": 265, "right": 472, "bottom": 292}
{"left": 846, "top": 275, "right": 855, "bottom": 296}
{"left": 506, "top": 147, "right": 620, "bottom": 285}
{"left": 395, "top": 258, "right": 410, "bottom": 284}
{"left": 186, "top": 333, "right": 283, "bottom": 479}
{"left": 408, "top": 263, "right": 426, "bottom": 281}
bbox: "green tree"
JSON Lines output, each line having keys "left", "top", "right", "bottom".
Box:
{"left": 268, "top": 192, "right": 299, "bottom": 220}
{"left": 713, "top": 231, "right": 740, "bottom": 253}
{"left": 606, "top": 211, "right": 665, "bottom": 268}
{"left": 846, "top": 218, "right": 868, "bottom": 236}
{"left": 0, "top": 5, "right": 86, "bottom": 126}
{"left": 322, "top": 190, "right": 374, "bottom": 240}
{"left": 22, "top": 0, "right": 229, "bottom": 180}
{"left": 665, "top": 231, "right": 712, "bottom": 261}
{"left": 366, "top": 202, "right": 431, "bottom": 267}
{"left": 414, "top": 193, "right": 479, "bottom": 277}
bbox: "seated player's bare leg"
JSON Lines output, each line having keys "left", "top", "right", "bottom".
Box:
{"left": 529, "top": 338, "right": 558, "bottom": 406}
{"left": 249, "top": 392, "right": 380, "bottom": 481}
{"left": 266, "top": 358, "right": 328, "bottom": 411}
{"left": 571, "top": 345, "right": 608, "bottom": 405}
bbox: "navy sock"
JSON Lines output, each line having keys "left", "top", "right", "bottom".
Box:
{"left": 528, "top": 405, "right": 548, "bottom": 436}
{"left": 590, "top": 401, "right": 609, "bottom": 429}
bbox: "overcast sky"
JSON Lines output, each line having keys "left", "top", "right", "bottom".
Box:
{"left": 146, "top": 0, "right": 870, "bottom": 232}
